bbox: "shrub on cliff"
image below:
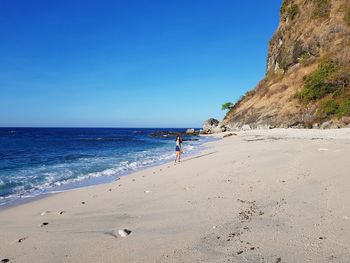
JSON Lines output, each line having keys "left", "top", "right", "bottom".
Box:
{"left": 319, "top": 99, "right": 337, "bottom": 116}
{"left": 297, "top": 60, "right": 338, "bottom": 101}
{"left": 280, "top": 0, "right": 289, "bottom": 15}
{"left": 221, "top": 102, "right": 234, "bottom": 111}
{"left": 287, "top": 4, "right": 299, "bottom": 20}
{"left": 297, "top": 52, "right": 350, "bottom": 119}
{"left": 312, "top": 0, "right": 331, "bottom": 18}
{"left": 318, "top": 96, "right": 350, "bottom": 118}
{"left": 280, "top": 1, "right": 299, "bottom": 21}
{"left": 336, "top": 97, "right": 350, "bottom": 117}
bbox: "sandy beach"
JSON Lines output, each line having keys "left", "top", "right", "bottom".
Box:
{"left": 1, "top": 128, "right": 350, "bottom": 263}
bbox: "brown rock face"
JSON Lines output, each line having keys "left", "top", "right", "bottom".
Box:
{"left": 223, "top": 0, "right": 350, "bottom": 129}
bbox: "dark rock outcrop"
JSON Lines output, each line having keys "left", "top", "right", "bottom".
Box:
{"left": 149, "top": 130, "right": 199, "bottom": 138}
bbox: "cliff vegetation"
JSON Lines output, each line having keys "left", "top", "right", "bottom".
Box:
{"left": 223, "top": 0, "right": 350, "bottom": 129}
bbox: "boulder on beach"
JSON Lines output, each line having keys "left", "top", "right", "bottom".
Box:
{"left": 201, "top": 118, "right": 228, "bottom": 134}
{"left": 201, "top": 118, "right": 219, "bottom": 134}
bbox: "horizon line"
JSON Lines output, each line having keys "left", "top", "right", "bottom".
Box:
{"left": 0, "top": 126, "right": 202, "bottom": 129}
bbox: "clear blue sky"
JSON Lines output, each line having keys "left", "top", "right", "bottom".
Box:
{"left": 0, "top": 0, "right": 281, "bottom": 128}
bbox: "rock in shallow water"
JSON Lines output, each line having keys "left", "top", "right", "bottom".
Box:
{"left": 186, "top": 128, "right": 195, "bottom": 134}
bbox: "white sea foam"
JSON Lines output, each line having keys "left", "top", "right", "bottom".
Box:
{"left": 0, "top": 136, "right": 211, "bottom": 206}
{"left": 34, "top": 145, "right": 190, "bottom": 190}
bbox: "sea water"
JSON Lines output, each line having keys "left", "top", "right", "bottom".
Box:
{"left": 0, "top": 128, "right": 212, "bottom": 206}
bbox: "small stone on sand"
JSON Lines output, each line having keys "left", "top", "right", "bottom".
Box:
{"left": 118, "top": 229, "right": 132, "bottom": 237}
{"left": 1, "top": 259, "right": 10, "bottom": 263}
{"left": 144, "top": 190, "right": 151, "bottom": 193}
{"left": 39, "top": 222, "right": 49, "bottom": 227}
{"left": 40, "top": 211, "right": 51, "bottom": 216}
{"left": 59, "top": 211, "right": 66, "bottom": 215}
{"left": 81, "top": 202, "right": 85, "bottom": 205}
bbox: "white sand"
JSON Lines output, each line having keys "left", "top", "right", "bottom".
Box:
{"left": 1, "top": 128, "right": 350, "bottom": 262}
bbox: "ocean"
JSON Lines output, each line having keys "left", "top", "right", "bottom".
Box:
{"left": 0, "top": 128, "right": 211, "bottom": 206}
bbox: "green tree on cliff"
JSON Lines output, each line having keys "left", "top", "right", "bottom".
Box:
{"left": 221, "top": 102, "right": 233, "bottom": 111}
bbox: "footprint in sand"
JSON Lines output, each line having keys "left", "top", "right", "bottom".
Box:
{"left": 39, "top": 222, "right": 49, "bottom": 227}
{"left": 17, "top": 237, "right": 27, "bottom": 243}
{"left": 10, "top": 237, "right": 27, "bottom": 245}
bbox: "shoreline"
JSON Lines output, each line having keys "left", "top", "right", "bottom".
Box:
{"left": 0, "top": 135, "right": 216, "bottom": 211}
{"left": 1, "top": 128, "right": 349, "bottom": 262}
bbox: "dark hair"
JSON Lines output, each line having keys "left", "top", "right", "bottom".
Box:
{"left": 175, "top": 135, "right": 183, "bottom": 143}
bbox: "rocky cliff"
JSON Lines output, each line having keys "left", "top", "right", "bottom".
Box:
{"left": 223, "top": 0, "right": 350, "bottom": 129}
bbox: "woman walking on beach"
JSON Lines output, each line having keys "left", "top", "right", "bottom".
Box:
{"left": 175, "top": 135, "right": 182, "bottom": 164}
